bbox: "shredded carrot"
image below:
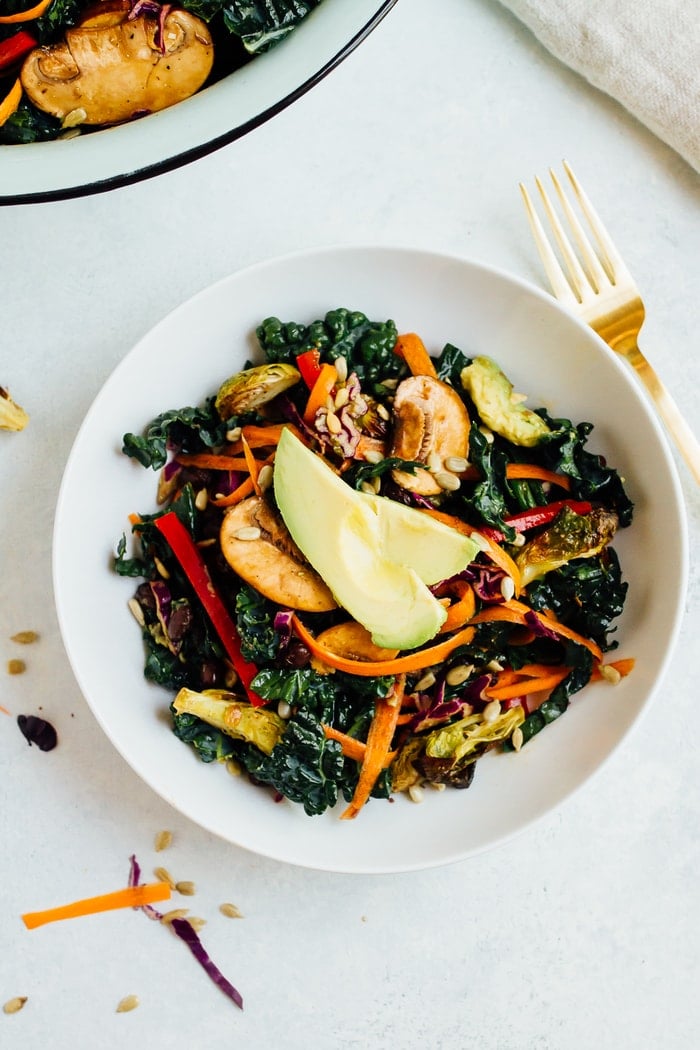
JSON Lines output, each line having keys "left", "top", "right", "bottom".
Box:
{"left": 505, "top": 464, "right": 572, "bottom": 490}
{"left": 176, "top": 454, "right": 252, "bottom": 471}
{"left": 210, "top": 476, "right": 255, "bottom": 508}
{"left": 0, "top": 0, "right": 53, "bottom": 23}
{"left": 486, "top": 668, "right": 571, "bottom": 700}
{"left": 128, "top": 512, "right": 142, "bottom": 526}
{"left": 240, "top": 434, "right": 261, "bottom": 495}
{"left": 340, "top": 675, "right": 405, "bottom": 819}
{"left": 471, "top": 599, "right": 603, "bottom": 662}
{"left": 0, "top": 78, "right": 22, "bottom": 126}
{"left": 394, "top": 333, "right": 438, "bottom": 379}
{"left": 21, "top": 882, "right": 171, "bottom": 930}
{"left": 223, "top": 422, "right": 305, "bottom": 453}
{"left": 303, "top": 363, "right": 338, "bottom": 423}
{"left": 0, "top": 704, "right": 11, "bottom": 716}
{"left": 421, "top": 508, "right": 522, "bottom": 596}
{"left": 292, "top": 615, "right": 476, "bottom": 677}
{"left": 322, "top": 724, "right": 396, "bottom": 766}
{"left": 435, "top": 579, "right": 477, "bottom": 633}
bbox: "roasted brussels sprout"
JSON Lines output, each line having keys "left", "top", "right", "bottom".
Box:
{"left": 515, "top": 505, "right": 619, "bottom": 587}
{"left": 172, "top": 688, "right": 285, "bottom": 755}
{"left": 214, "top": 363, "right": 300, "bottom": 419}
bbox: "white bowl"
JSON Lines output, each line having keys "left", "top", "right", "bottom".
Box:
{"left": 0, "top": 1, "right": 396, "bottom": 204}
{"left": 53, "top": 245, "right": 688, "bottom": 873}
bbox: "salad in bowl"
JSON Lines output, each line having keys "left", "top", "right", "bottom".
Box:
{"left": 114, "top": 306, "right": 634, "bottom": 821}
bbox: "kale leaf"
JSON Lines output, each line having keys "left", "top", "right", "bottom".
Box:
{"left": 235, "top": 584, "right": 280, "bottom": 663}
{"left": 222, "top": 0, "right": 320, "bottom": 54}
{"left": 122, "top": 401, "right": 231, "bottom": 470}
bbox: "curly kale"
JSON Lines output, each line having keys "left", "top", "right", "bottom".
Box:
{"left": 234, "top": 584, "right": 280, "bottom": 663}
{"left": 257, "top": 309, "right": 405, "bottom": 390}
{"left": 122, "top": 401, "right": 230, "bottom": 470}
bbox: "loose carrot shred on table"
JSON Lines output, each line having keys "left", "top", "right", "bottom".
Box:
{"left": 302, "top": 362, "right": 338, "bottom": 423}
{"left": 505, "top": 463, "right": 572, "bottom": 490}
{"left": 0, "top": 704, "right": 11, "bottom": 716}
{"left": 292, "top": 614, "right": 476, "bottom": 677}
{"left": 0, "top": 77, "right": 22, "bottom": 126}
{"left": 0, "top": 0, "right": 54, "bottom": 23}
{"left": 21, "top": 882, "right": 171, "bottom": 930}
{"left": 394, "top": 333, "right": 438, "bottom": 379}
{"left": 340, "top": 675, "right": 406, "bottom": 820}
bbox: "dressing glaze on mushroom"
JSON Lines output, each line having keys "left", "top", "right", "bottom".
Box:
{"left": 21, "top": 0, "right": 214, "bottom": 127}
{"left": 389, "top": 375, "right": 471, "bottom": 495}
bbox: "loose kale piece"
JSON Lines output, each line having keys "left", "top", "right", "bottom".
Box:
{"left": 257, "top": 309, "right": 404, "bottom": 389}
{"left": 122, "top": 401, "right": 231, "bottom": 470}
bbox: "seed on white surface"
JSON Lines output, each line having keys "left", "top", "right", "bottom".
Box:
{"left": 154, "top": 829, "right": 173, "bottom": 853}
{"left": 220, "top": 902, "right": 243, "bottom": 919}
{"left": 160, "top": 908, "right": 189, "bottom": 924}
{"left": 435, "top": 471, "right": 461, "bottom": 492}
{"left": 3, "top": 997, "right": 27, "bottom": 1015}
{"left": 116, "top": 995, "right": 139, "bottom": 1014}
{"left": 428, "top": 781, "right": 447, "bottom": 792}
{"left": 188, "top": 917, "right": 207, "bottom": 932}
{"left": 483, "top": 700, "right": 501, "bottom": 723}
{"left": 176, "top": 881, "right": 196, "bottom": 896}
{"left": 10, "top": 631, "right": 39, "bottom": 645}
{"left": 444, "top": 456, "right": 469, "bottom": 473}
{"left": 511, "top": 727, "right": 524, "bottom": 752}
{"left": 127, "top": 598, "right": 145, "bottom": 627}
{"left": 408, "top": 784, "right": 424, "bottom": 804}
{"left": 7, "top": 659, "right": 25, "bottom": 675}
{"left": 234, "top": 526, "right": 261, "bottom": 541}
{"left": 333, "top": 356, "right": 348, "bottom": 382}
{"left": 194, "top": 488, "right": 208, "bottom": 512}
{"left": 154, "top": 866, "right": 176, "bottom": 889}
{"left": 445, "top": 664, "right": 472, "bottom": 687}
{"left": 225, "top": 757, "right": 242, "bottom": 777}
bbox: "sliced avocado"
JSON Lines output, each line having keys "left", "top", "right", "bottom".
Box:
{"left": 460, "top": 356, "right": 551, "bottom": 447}
{"left": 273, "top": 430, "right": 478, "bottom": 650}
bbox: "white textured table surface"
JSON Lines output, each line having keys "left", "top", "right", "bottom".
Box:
{"left": 1, "top": 1, "right": 699, "bottom": 1047}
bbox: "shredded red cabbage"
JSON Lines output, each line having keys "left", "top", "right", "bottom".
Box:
{"left": 171, "top": 918, "right": 244, "bottom": 1010}
{"left": 524, "top": 611, "right": 560, "bottom": 642}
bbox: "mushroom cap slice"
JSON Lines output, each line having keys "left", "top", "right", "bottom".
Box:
{"left": 21, "top": 6, "right": 214, "bottom": 125}
{"left": 389, "top": 375, "right": 470, "bottom": 495}
{"left": 220, "top": 495, "right": 337, "bottom": 613}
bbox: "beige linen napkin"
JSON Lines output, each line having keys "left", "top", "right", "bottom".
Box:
{"left": 498, "top": 0, "right": 700, "bottom": 172}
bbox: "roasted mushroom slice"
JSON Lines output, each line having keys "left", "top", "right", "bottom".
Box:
{"left": 389, "top": 375, "right": 470, "bottom": 495}
{"left": 21, "top": 1, "right": 214, "bottom": 126}
{"left": 220, "top": 495, "right": 336, "bottom": 612}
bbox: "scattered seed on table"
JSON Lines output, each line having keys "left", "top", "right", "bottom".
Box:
{"left": 116, "top": 995, "right": 139, "bottom": 1014}
{"left": 127, "top": 598, "right": 145, "bottom": 627}
{"left": 154, "top": 830, "right": 173, "bottom": 852}
{"left": 3, "top": 997, "right": 27, "bottom": 1015}
{"left": 154, "top": 866, "right": 176, "bottom": 888}
{"left": 7, "top": 659, "right": 25, "bottom": 675}
{"left": 10, "top": 631, "right": 39, "bottom": 645}
{"left": 160, "top": 908, "right": 189, "bottom": 924}
{"left": 220, "top": 902, "right": 243, "bottom": 919}
{"left": 175, "top": 881, "right": 196, "bottom": 896}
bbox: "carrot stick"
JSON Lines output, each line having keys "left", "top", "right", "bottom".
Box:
{"left": 210, "top": 476, "right": 255, "bottom": 507}
{"left": 303, "top": 363, "right": 338, "bottom": 423}
{"left": 240, "top": 434, "right": 261, "bottom": 495}
{"left": 394, "top": 333, "right": 438, "bottom": 379}
{"left": 22, "top": 882, "right": 171, "bottom": 930}
{"left": 176, "top": 454, "right": 252, "bottom": 471}
{"left": 421, "top": 508, "right": 522, "bottom": 596}
{"left": 0, "top": 78, "right": 21, "bottom": 126}
{"left": 485, "top": 668, "right": 570, "bottom": 700}
{"left": 0, "top": 0, "right": 53, "bottom": 23}
{"left": 437, "top": 580, "right": 476, "bottom": 633}
{"left": 292, "top": 615, "right": 476, "bottom": 677}
{"left": 471, "top": 599, "right": 604, "bottom": 662}
{"left": 322, "top": 725, "right": 396, "bottom": 765}
{"left": 340, "top": 675, "right": 405, "bottom": 820}
{"left": 505, "top": 463, "right": 572, "bottom": 490}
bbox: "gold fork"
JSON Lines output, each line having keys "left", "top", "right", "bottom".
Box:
{"left": 520, "top": 161, "right": 700, "bottom": 485}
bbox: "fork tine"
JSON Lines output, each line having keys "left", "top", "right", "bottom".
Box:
{"left": 519, "top": 182, "right": 578, "bottom": 306}
{"left": 562, "top": 160, "right": 631, "bottom": 284}
{"left": 549, "top": 167, "right": 611, "bottom": 292}
{"left": 533, "top": 175, "right": 593, "bottom": 303}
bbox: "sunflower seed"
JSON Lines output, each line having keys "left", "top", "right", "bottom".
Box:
{"left": 127, "top": 598, "right": 145, "bottom": 627}
{"left": 444, "top": 456, "right": 469, "bottom": 474}
{"left": 257, "top": 464, "right": 273, "bottom": 492}
{"left": 220, "top": 902, "right": 243, "bottom": 919}
{"left": 333, "top": 356, "right": 348, "bottom": 382}
{"left": 511, "top": 727, "right": 524, "bottom": 752}
{"left": 188, "top": 917, "right": 207, "bottom": 932}
{"left": 226, "top": 426, "right": 242, "bottom": 443}
{"left": 160, "top": 908, "right": 189, "bottom": 924}
{"left": 408, "top": 784, "right": 424, "bottom": 804}
{"left": 427, "top": 451, "right": 442, "bottom": 473}
{"left": 10, "top": 631, "right": 39, "bottom": 645}
{"left": 175, "top": 881, "right": 196, "bottom": 896}
{"left": 194, "top": 488, "right": 209, "bottom": 512}
{"left": 326, "top": 411, "right": 342, "bottom": 434}
{"left": 600, "top": 664, "right": 622, "bottom": 685}
{"left": 7, "top": 659, "right": 25, "bottom": 675}
{"left": 154, "top": 829, "right": 173, "bottom": 852}
{"left": 363, "top": 449, "right": 384, "bottom": 465}
{"left": 445, "top": 664, "right": 472, "bottom": 687}
{"left": 154, "top": 556, "right": 170, "bottom": 579}
{"left": 483, "top": 700, "right": 501, "bottom": 723}
{"left": 116, "top": 995, "right": 139, "bottom": 1013}
{"left": 154, "top": 866, "right": 176, "bottom": 888}
{"left": 434, "top": 471, "right": 461, "bottom": 492}
{"left": 234, "top": 526, "right": 261, "bottom": 541}
{"left": 414, "top": 671, "right": 436, "bottom": 691}
{"left": 3, "top": 997, "right": 27, "bottom": 1015}
{"left": 500, "top": 576, "right": 516, "bottom": 601}
{"left": 334, "top": 387, "right": 350, "bottom": 410}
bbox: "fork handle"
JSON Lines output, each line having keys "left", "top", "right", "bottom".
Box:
{"left": 628, "top": 344, "right": 700, "bottom": 485}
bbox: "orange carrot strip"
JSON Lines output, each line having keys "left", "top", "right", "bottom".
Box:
{"left": 486, "top": 668, "right": 570, "bottom": 700}
{"left": 240, "top": 434, "right": 261, "bottom": 496}
{"left": 394, "top": 333, "right": 438, "bottom": 379}
{"left": 436, "top": 580, "right": 477, "bottom": 633}
{"left": 210, "top": 475, "right": 255, "bottom": 508}
{"left": 322, "top": 724, "right": 396, "bottom": 765}
{"left": 0, "top": 704, "right": 11, "bottom": 716}
{"left": 505, "top": 463, "right": 572, "bottom": 490}
{"left": 340, "top": 675, "right": 405, "bottom": 819}
{"left": 128, "top": 512, "right": 142, "bottom": 526}
{"left": 592, "top": 657, "right": 636, "bottom": 681}
{"left": 0, "top": 0, "right": 53, "bottom": 23}
{"left": 176, "top": 454, "right": 252, "bottom": 471}
{"left": 421, "top": 508, "right": 522, "bottom": 596}
{"left": 504, "top": 599, "right": 603, "bottom": 662}
{"left": 0, "top": 78, "right": 22, "bottom": 126}
{"left": 303, "top": 363, "right": 338, "bottom": 423}
{"left": 292, "top": 615, "right": 476, "bottom": 677}
{"left": 21, "top": 882, "right": 171, "bottom": 930}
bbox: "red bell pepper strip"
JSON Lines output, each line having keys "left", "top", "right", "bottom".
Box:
{"left": 0, "top": 30, "right": 36, "bottom": 71}
{"left": 482, "top": 499, "right": 593, "bottom": 543}
{"left": 295, "top": 348, "right": 323, "bottom": 390}
{"left": 154, "top": 512, "right": 265, "bottom": 706}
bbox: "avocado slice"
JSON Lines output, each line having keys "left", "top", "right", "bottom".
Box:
{"left": 273, "top": 430, "right": 478, "bottom": 650}
{"left": 460, "top": 356, "right": 551, "bottom": 447}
